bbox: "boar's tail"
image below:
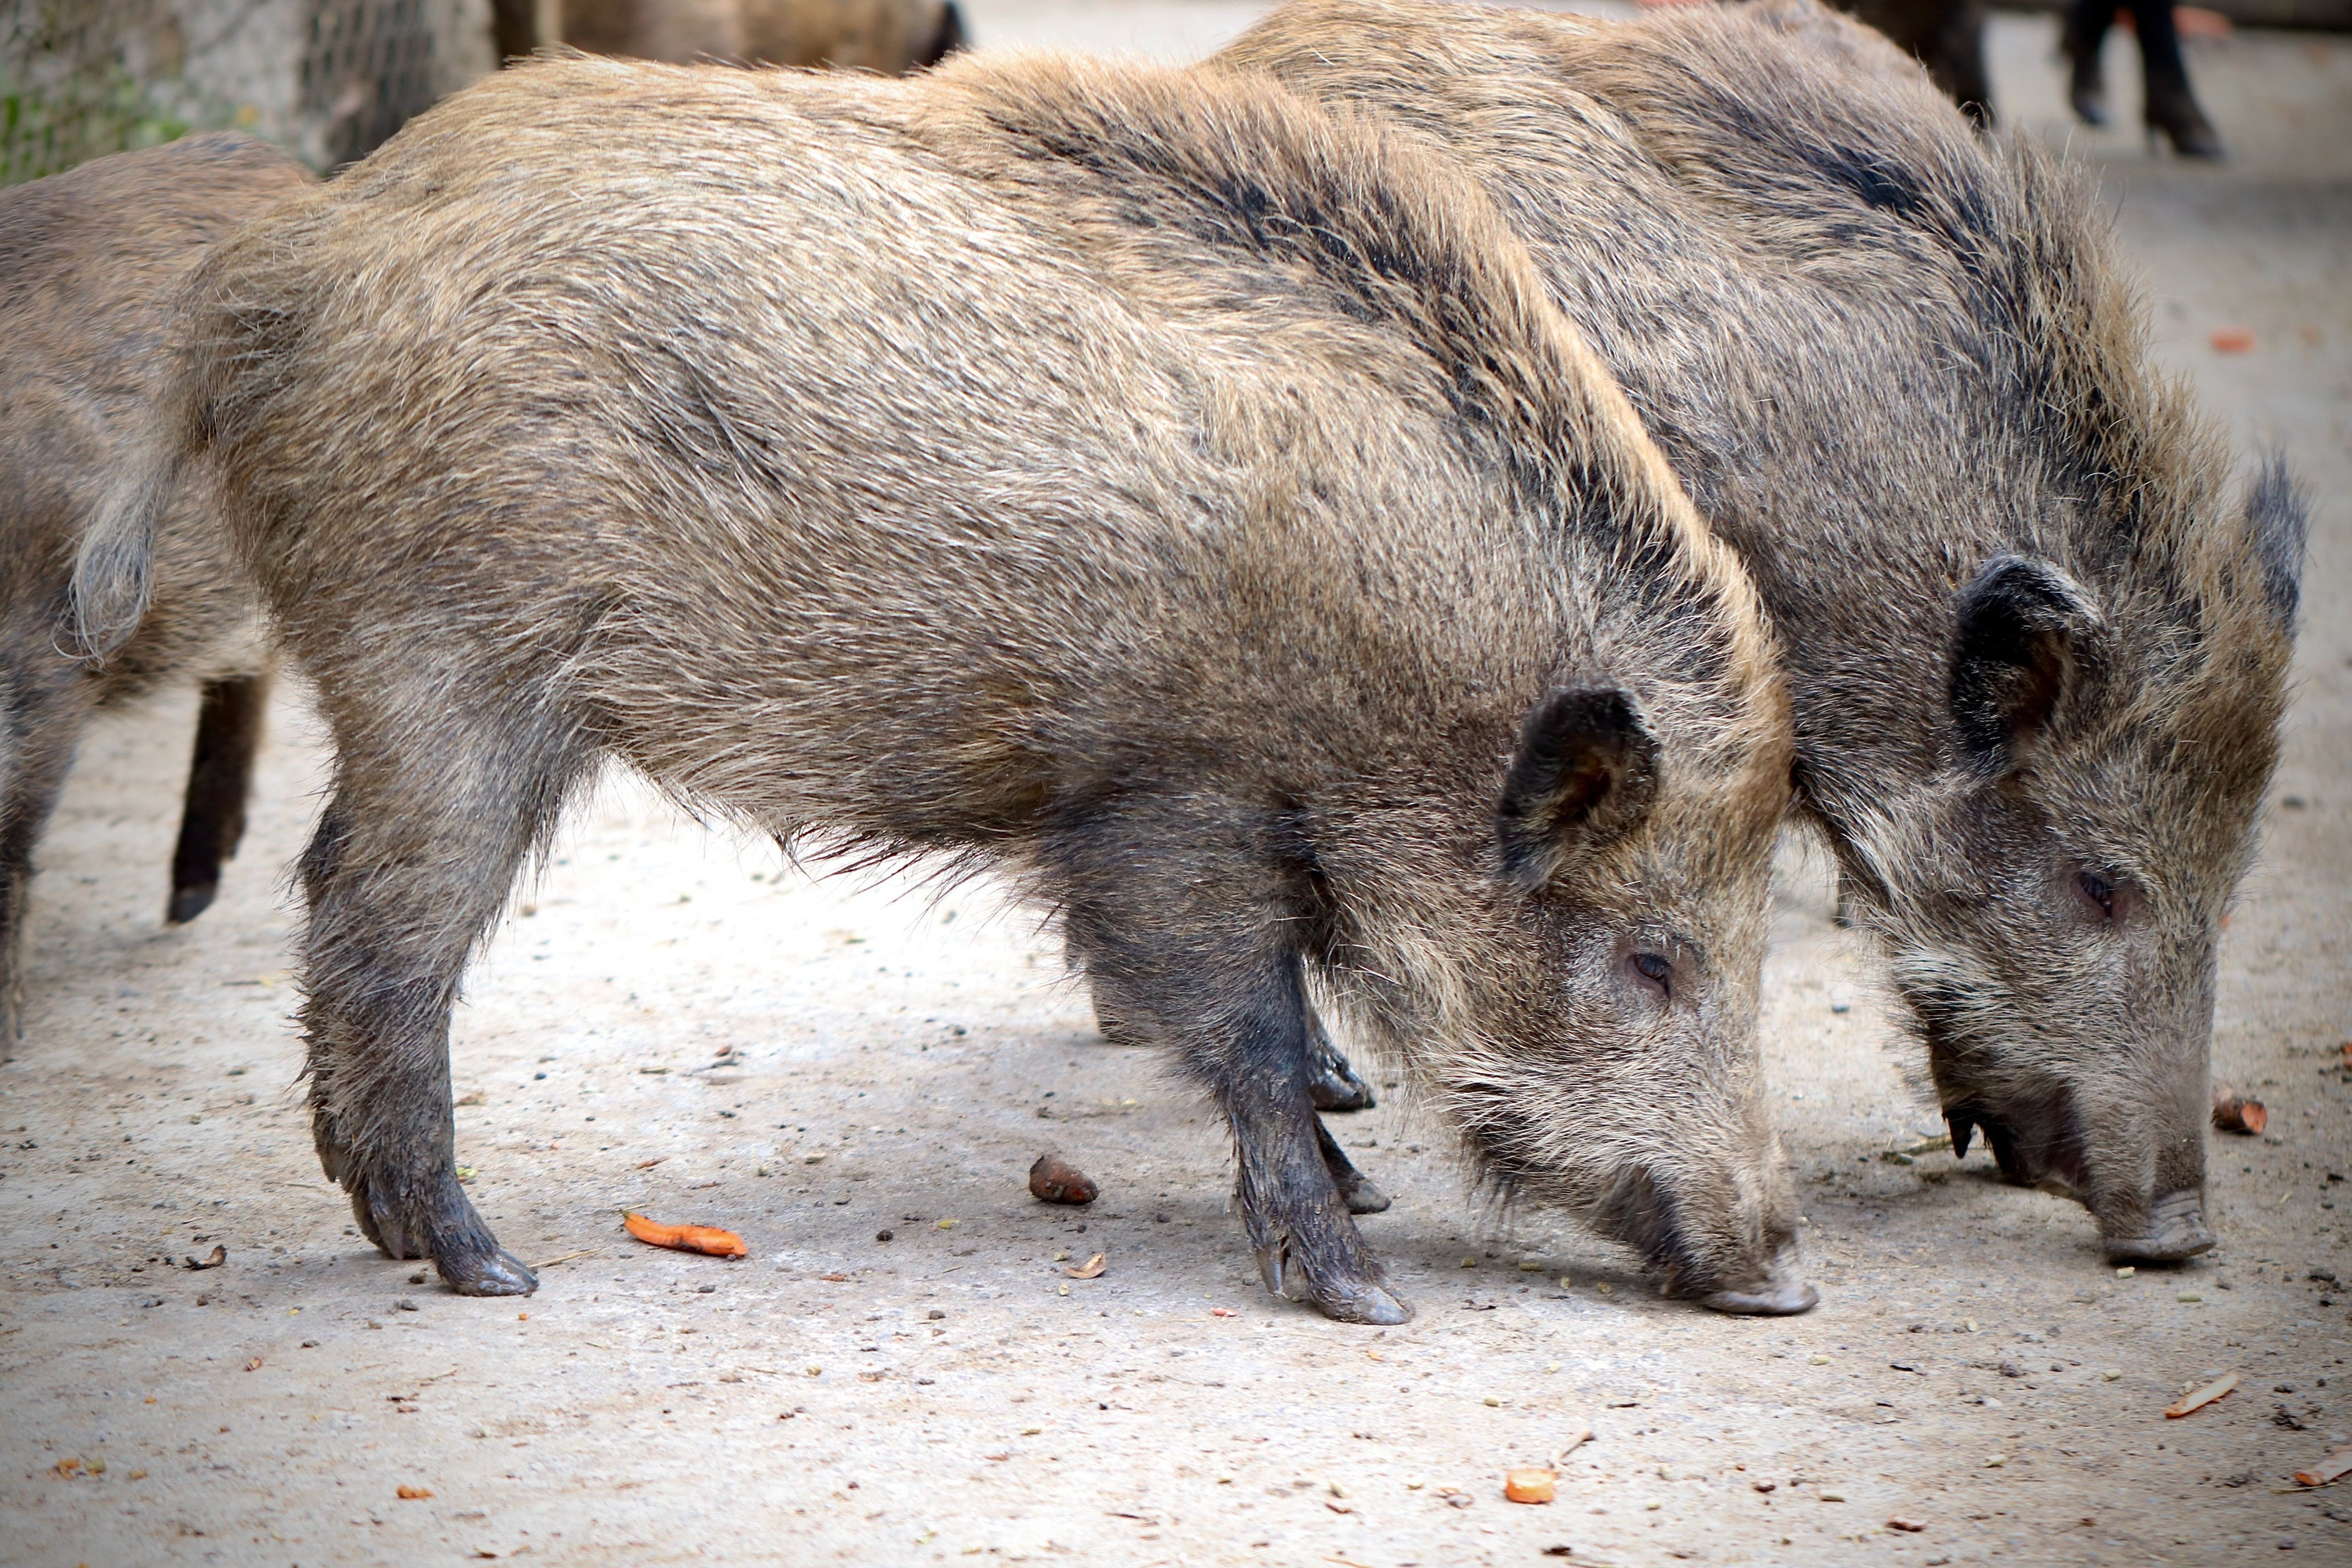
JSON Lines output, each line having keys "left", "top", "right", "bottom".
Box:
{"left": 68, "top": 383, "right": 190, "bottom": 663}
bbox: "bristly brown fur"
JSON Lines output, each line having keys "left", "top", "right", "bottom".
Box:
{"left": 0, "top": 134, "right": 309, "bottom": 1052}
{"left": 1219, "top": 0, "right": 2304, "bottom": 1260}
{"left": 73, "top": 51, "right": 1802, "bottom": 1314}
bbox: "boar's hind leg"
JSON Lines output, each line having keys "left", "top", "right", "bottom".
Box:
{"left": 167, "top": 672, "right": 271, "bottom": 925}
{"left": 299, "top": 708, "right": 590, "bottom": 1297}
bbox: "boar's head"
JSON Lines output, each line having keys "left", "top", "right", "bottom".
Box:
{"left": 1308, "top": 537, "right": 1807, "bottom": 1314}
{"left": 1843, "top": 452, "right": 2305, "bottom": 1263}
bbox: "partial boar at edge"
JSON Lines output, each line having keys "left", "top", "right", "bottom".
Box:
{"left": 1216, "top": 0, "right": 2303, "bottom": 1269}
{"left": 0, "top": 134, "right": 311, "bottom": 1052}
{"left": 72, "top": 51, "right": 1804, "bottom": 1322}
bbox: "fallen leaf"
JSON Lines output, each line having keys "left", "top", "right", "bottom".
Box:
{"left": 2209, "top": 328, "right": 2255, "bottom": 354}
{"left": 183, "top": 1245, "right": 226, "bottom": 1271}
{"left": 396, "top": 1485, "right": 433, "bottom": 1500}
{"left": 2164, "top": 1373, "right": 2238, "bottom": 1418}
{"left": 636, "top": 1157, "right": 667, "bottom": 1169}
{"left": 622, "top": 1211, "right": 747, "bottom": 1258}
{"left": 819, "top": 1273, "right": 850, "bottom": 1283}
{"left": 1505, "top": 1468, "right": 1558, "bottom": 1504}
{"left": 1890, "top": 1517, "right": 1927, "bottom": 1532}
{"left": 1065, "top": 1252, "right": 1107, "bottom": 1280}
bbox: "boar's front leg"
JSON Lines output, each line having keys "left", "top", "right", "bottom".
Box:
{"left": 1078, "top": 936, "right": 1387, "bottom": 1213}
{"left": 1092, "top": 965, "right": 1373, "bottom": 1107}
{"left": 1219, "top": 964, "right": 1408, "bottom": 1324}
{"left": 297, "top": 706, "right": 588, "bottom": 1297}
{"left": 1067, "top": 872, "right": 1408, "bottom": 1325}
{"left": 167, "top": 672, "right": 271, "bottom": 925}
{"left": 1302, "top": 1010, "right": 1376, "bottom": 1112}
{"left": 0, "top": 682, "right": 87, "bottom": 1049}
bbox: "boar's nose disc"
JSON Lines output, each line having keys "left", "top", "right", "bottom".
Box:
{"left": 1701, "top": 1280, "right": 1820, "bottom": 1316}
{"left": 2101, "top": 1190, "right": 2215, "bottom": 1262}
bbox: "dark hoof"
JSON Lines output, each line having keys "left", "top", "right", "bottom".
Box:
{"left": 1702, "top": 1279, "right": 1820, "bottom": 1316}
{"left": 438, "top": 1244, "right": 539, "bottom": 1297}
{"left": 167, "top": 882, "right": 220, "bottom": 925}
{"left": 1316, "top": 1281, "right": 1413, "bottom": 1325}
{"left": 1338, "top": 1172, "right": 1391, "bottom": 1215}
{"left": 1306, "top": 1044, "right": 1375, "bottom": 1112}
{"left": 1255, "top": 1238, "right": 1413, "bottom": 1324}
{"left": 2103, "top": 1190, "right": 2214, "bottom": 1263}
{"left": 344, "top": 1163, "right": 534, "bottom": 1293}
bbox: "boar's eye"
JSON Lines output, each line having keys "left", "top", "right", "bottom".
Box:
{"left": 1630, "top": 951, "right": 1673, "bottom": 999}
{"left": 2076, "top": 871, "right": 2116, "bottom": 919}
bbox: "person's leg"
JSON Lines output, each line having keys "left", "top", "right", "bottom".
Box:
{"left": 2064, "top": 0, "right": 2122, "bottom": 126}
{"left": 2131, "top": 0, "right": 2224, "bottom": 157}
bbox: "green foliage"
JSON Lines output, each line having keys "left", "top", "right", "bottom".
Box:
{"left": 1, "top": 29, "right": 208, "bottom": 187}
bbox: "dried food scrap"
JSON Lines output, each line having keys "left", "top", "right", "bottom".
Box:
{"left": 1028, "top": 1152, "right": 1098, "bottom": 1205}
{"left": 396, "top": 1484, "right": 433, "bottom": 1500}
{"left": 622, "top": 1211, "right": 747, "bottom": 1257}
{"left": 2212, "top": 1089, "right": 2268, "bottom": 1136}
{"left": 2292, "top": 1449, "right": 2352, "bottom": 1489}
{"left": 1504, "top": 1468, "right": 1557, "bottom": 1504}
{"left": 2164, "top": 1373, "right": 2238, "bottom": 1418}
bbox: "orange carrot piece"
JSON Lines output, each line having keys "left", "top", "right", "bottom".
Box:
{"left": 2293, "top": 1449, "right": 2352, "bottom": 1488}
{"left": 2163, "top": 1373, "right": 2237, "bottom": 1418}
{"left": 623, "top": 1210, "right": 748, "bottom": 1257}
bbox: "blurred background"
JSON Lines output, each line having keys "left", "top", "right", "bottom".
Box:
{"left": 3, "top": 0, "right": 2346, "bottom": 185}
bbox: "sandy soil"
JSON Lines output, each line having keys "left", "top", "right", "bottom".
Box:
{"left": 2, "top": 7, "right": 2348, "bottom": 1566}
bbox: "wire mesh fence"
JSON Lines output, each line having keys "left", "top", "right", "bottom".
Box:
{"left": 1, "top": 0, "right": 494, "bottom": 187}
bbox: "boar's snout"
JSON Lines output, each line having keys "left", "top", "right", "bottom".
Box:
{"left": 1950, "top": 1088, "right": 2213, "bottom": 1262}
{"left": 1698, "top": 1240, "right": 1819, "bottom": 1316}
{"left": 2101, "top": 1189, "right": 2214, "bottom": 1264}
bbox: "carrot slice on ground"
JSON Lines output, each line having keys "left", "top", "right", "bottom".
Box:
{"left": 2294, "top": 1448, "right": 2352, "bottom": 1488}
{"left": 2163, "top": 1373, "right": 2238, "bottom": 1418}
{"left": 624, "top": 1211, "right": 748, "bottom": 1257}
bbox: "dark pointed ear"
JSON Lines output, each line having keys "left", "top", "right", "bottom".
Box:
{"left": 2244, "top": 454, "right": 2308, "bottom": 626}
{"left": 1949, "top": 554, "right": 2098, "bottom": 775}
{"left": 1497, "top": 683, "right": 1660, "bottom": 888}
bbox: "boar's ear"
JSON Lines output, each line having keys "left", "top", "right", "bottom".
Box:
{"left": 2243, "top": 454, "right": 2309, "bottom": 626}
{"left": 1949, "top": 554, "right": 2098, "bottom": 776}
{"left": 1497, "top": 683, "right": 1660, "bottom": 887}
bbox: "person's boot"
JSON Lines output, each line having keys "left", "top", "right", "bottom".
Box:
{"left": 2138, "top": 6, "right": 2225, "bottom": 159}
{"left": 2062, "top": 0, "right": 2114, "bottom": 126}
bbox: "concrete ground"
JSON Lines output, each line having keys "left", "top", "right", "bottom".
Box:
{"left": 2, "top": 6, "right": 2348, "bottom": 1566}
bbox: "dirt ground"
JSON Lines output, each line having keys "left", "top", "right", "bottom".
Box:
{"left": 3, "top": 6, "right": 2349, "bottom": 1566}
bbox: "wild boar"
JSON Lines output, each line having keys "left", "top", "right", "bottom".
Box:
{"left": 74, "top": 51, "right": 1804, "bottom": 1321}
{"left": 557, "top": 0, "right": 964, "bottom": 73}
{"left": 0, "top": 133, "right": 310, "bottom": 1049}
{"left": 1219, "top": 0, "right": 2305, "bottom": 1266}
